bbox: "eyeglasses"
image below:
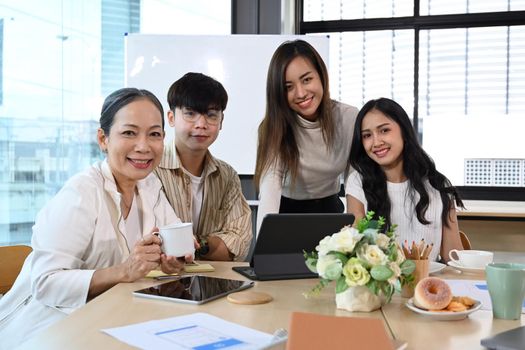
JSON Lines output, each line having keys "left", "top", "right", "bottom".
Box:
{"left": 179, "top": 107, "right": 223, "bottom": 125}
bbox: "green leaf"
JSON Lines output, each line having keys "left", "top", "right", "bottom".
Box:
{"left": 356, "top": 219, "right": 367, "bottom": 232}
{"left": 328, "top": 251, "right": 349, "bottom": 265}
{"left": 370, "top": 265, "right": 393, "bottom": 281}
{"left": 393, "top": 279, "right": 402, "bottom": 293}
{"left": 399, "top": 269, "right": 415, "bottom": 291}
{"left": 362, "top": 229, "right": 377, "bottom": 244}
{"left": 400, "top": 259, "right": 416, "bottom": 275}
{"left": 381, "top": 283, "right": 394, "bottom": 303}
{"left": 386, "top": 224, "right": 397, "bottom": 238}
{"left": 367, "top": 279, "right": 379, "bottom": 295}
{"left": 388, "top": 244, "right": 397, "bottom": 262}
{"left": 304, "top": 256, "right": 318, "bottom": 273}
{"left": 304, "top": 278, "right": 330, "bottom": 298}
{"left": 335, "top": 276, "right": 349, "bottom": 293}
{"left": 303, "top": 249, "right": 318, "bottom": 260}
{"left": 377, "top": 216, "right": 385, "bottom": 230}
{"left": 356, "top": 211, "right": 376, "bottom": 232}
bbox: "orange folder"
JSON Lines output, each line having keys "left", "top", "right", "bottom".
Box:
{"left": 286, "top": 312, "right": 396, "bottom": 350}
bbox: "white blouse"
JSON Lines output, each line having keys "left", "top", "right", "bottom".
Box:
{"left": 346, "top": 171, "right": 443, "bottom": 262}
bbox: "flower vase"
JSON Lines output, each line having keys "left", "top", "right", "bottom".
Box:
{"left": 335, "top": 286, "right": 384, "bottom": 312}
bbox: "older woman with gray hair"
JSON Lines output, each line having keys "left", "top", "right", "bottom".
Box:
{"left": 0, "top": 88, "right": 192, "bottom": 349}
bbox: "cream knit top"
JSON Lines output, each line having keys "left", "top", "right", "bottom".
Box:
{"left": 256, "top": 101, "right": 359, "bottom": 234}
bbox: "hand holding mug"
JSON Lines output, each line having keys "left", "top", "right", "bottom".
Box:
{"left": 122, "top": 231, "right": 162, "bottom": 282}
{"left": 159, "top": 253, "right": 192, "bottom": 275}
{"left": 154, "top": 222, "right": 196, "bottom": 258}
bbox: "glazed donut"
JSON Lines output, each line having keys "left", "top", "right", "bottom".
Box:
{"left": 413, "top": 277, "right": 452, "bottom": 310}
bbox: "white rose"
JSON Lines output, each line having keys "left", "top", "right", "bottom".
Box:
{"left": 316, "top": 235, "right": 336, "bottom": 256}
{"left": 375, "top": 233, "right": 390, "bottom": 249}
{"left": 358, "top": 244, "right": 387, "bottom": 266}
{"left": 330, "top": 226, "right": 364, "bottom": 253}
{"left": 395, "top": 246, "right": 406, "bottom": 264}
{"left": 316, "top": 254, "right": 343, "bottom": 280}
{"left": 388, "top": 262, "right": 402, "bottom": 285}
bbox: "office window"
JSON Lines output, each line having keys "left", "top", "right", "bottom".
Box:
{"left": 141, "top": 0, "right": 231, "bottom": 34}
{"left": 0, "top": 0, "right": 231, "bottom": 246}
{"left": 420, "top": 0, "right": 525, "bottom": 15}
{"left": 420, "top": 26, "right": 525, "bottom": 185}
{"left": 0, "top": 1, "right": 105, "bottom": 246}
{"left": 312, "top": 30, "right": 414, "bottom": 115}
{"left": 303, "top": 0, "right": 413, "bottom": 21}
{"left": 300, "top": 0, "right": 525, "bottom": 197}
{"left": 0, "top": 18, "right": 3, "bottom": 106}
{"left": 102, "top": 0, "right": 140, "bottom": 96}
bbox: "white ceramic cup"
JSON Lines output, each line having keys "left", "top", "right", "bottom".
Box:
{"left": 155, "top": 222, "right": 195, "bottom": 257}
{"left": 448, "top": 249, "right": 493, "bottom": 268}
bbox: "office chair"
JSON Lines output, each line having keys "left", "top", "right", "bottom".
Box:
{"left": 459, "top": 230, "right": 472, "bottom": 250}
{"left": 0, "top": 245, "right": 32, "bottom": 294}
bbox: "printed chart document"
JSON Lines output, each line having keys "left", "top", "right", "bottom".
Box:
{"left": 447, "top": 279, "right": 525, "bottom": 313}
{"left": 101, "top": 313, "right": 274, "bottom": 350}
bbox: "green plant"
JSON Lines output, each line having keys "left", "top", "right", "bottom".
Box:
{"left": 304, "top": 211, "right": 416, "bottom": 303}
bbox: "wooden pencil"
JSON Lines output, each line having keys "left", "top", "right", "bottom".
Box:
{"left": 418, "top": 239, "right": 425, "bottom": 257}
{"left": 410, "top": 241, "right": 417, "bottom": 259}
{"left": 423, "top": 243, "right": 434, "bottom": 260}
{"left": 401, "top": 242, "right": 410, "bottom": 258}
{"left": 421, "top": 245, "right": 430, "bottom": 260}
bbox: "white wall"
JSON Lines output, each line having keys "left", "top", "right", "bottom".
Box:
{"left": 423, "top": 114, "right": 525, "bottom": 185}
{"left": 125, "top": 34, "right": 329, "bottom": 174}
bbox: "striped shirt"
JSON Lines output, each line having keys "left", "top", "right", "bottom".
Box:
{"left": 154, "top": 141, "right": 252, "bottom": 261}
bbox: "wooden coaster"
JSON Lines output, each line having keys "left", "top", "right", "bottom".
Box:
{"left": 227, "top": 291, "right": 273, "bottom": 305}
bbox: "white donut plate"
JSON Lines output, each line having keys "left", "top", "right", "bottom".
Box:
{"left": 406, "top": 298, "right": 482, "bottom": 321}
{"left": 429, "top": 261, "right": 446, "bottom": 274}
{"left": 447, "top": 260, "right": 486, "bottom": 274}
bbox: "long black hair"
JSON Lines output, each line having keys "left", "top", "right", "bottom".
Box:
{"left": 349, "top": 98, "right": 464, "bottom": 228}
{"left": 254, "top": 39, "right": 334, "bottom": 189}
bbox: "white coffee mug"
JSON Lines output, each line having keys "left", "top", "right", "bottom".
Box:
{"left": 155, "top": 222, "right": 195, "bottom": 257}
{"left": 448, "top": 249, "right": 493, "bottom": 268}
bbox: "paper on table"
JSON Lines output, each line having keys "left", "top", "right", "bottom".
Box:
{"left": 101, "top": 312, "right": 274, "bottom": 350}
{"left": 146, "top": 263, "right": 215, "bottom": 278}
{"left": 446, "top": 279, "right": 525, "bottom": 313}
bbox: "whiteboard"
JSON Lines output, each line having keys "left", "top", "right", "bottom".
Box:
{"left": 125, "top": 34, "right": 329, "bottom": 174}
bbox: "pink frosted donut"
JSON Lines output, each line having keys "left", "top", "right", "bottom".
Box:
{"left": 413, "top": 277, "right": 452, "bottom": 310}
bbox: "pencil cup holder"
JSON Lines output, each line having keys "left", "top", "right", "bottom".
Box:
{"left": 401, "top": 259, "right": 429, "bottom": 298}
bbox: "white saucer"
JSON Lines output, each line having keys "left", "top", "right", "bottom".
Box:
{"left": 447, "top": 260, "right": 486, "bottom": 274}
{"left": 429, "top": 261, "right": 446, "bottom": 274}
{"left": 406, "top": 298, "right": 481, "bottom": 321}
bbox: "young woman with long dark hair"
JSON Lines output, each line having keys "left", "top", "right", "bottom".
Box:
{"left": 346, "top": 98, "right": 464, "bottom": 261}
{"left": 254, "top": 39, "right": 358, "bottom": 233}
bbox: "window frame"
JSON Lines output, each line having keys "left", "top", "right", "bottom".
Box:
{"left": 297, "top": 1, "right": 525, "bottom": 201}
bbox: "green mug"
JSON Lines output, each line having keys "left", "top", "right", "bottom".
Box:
{"left": 485, "top": 263, "right": 525, "bottom": 320}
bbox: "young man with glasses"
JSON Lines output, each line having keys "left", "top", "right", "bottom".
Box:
{"left": 155, "top": 72, "right": 252, "bottom": 261}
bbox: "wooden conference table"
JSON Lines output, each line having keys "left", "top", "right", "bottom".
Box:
{"left": 17, "top": 262, "right": 525, "bottom": 350}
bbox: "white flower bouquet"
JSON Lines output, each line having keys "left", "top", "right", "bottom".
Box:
{"left": 304, "top": 211, "right": 416, "bottom": 303}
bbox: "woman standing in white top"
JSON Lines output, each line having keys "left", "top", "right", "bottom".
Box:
{"left": 0, "top": 88, "right": 192, "bottom": 349}
{"left": 345, "top": 98, "right": 463, "bottom": 262}
{"left": 254, "top": 39, "right": 358, "bottom": 233}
